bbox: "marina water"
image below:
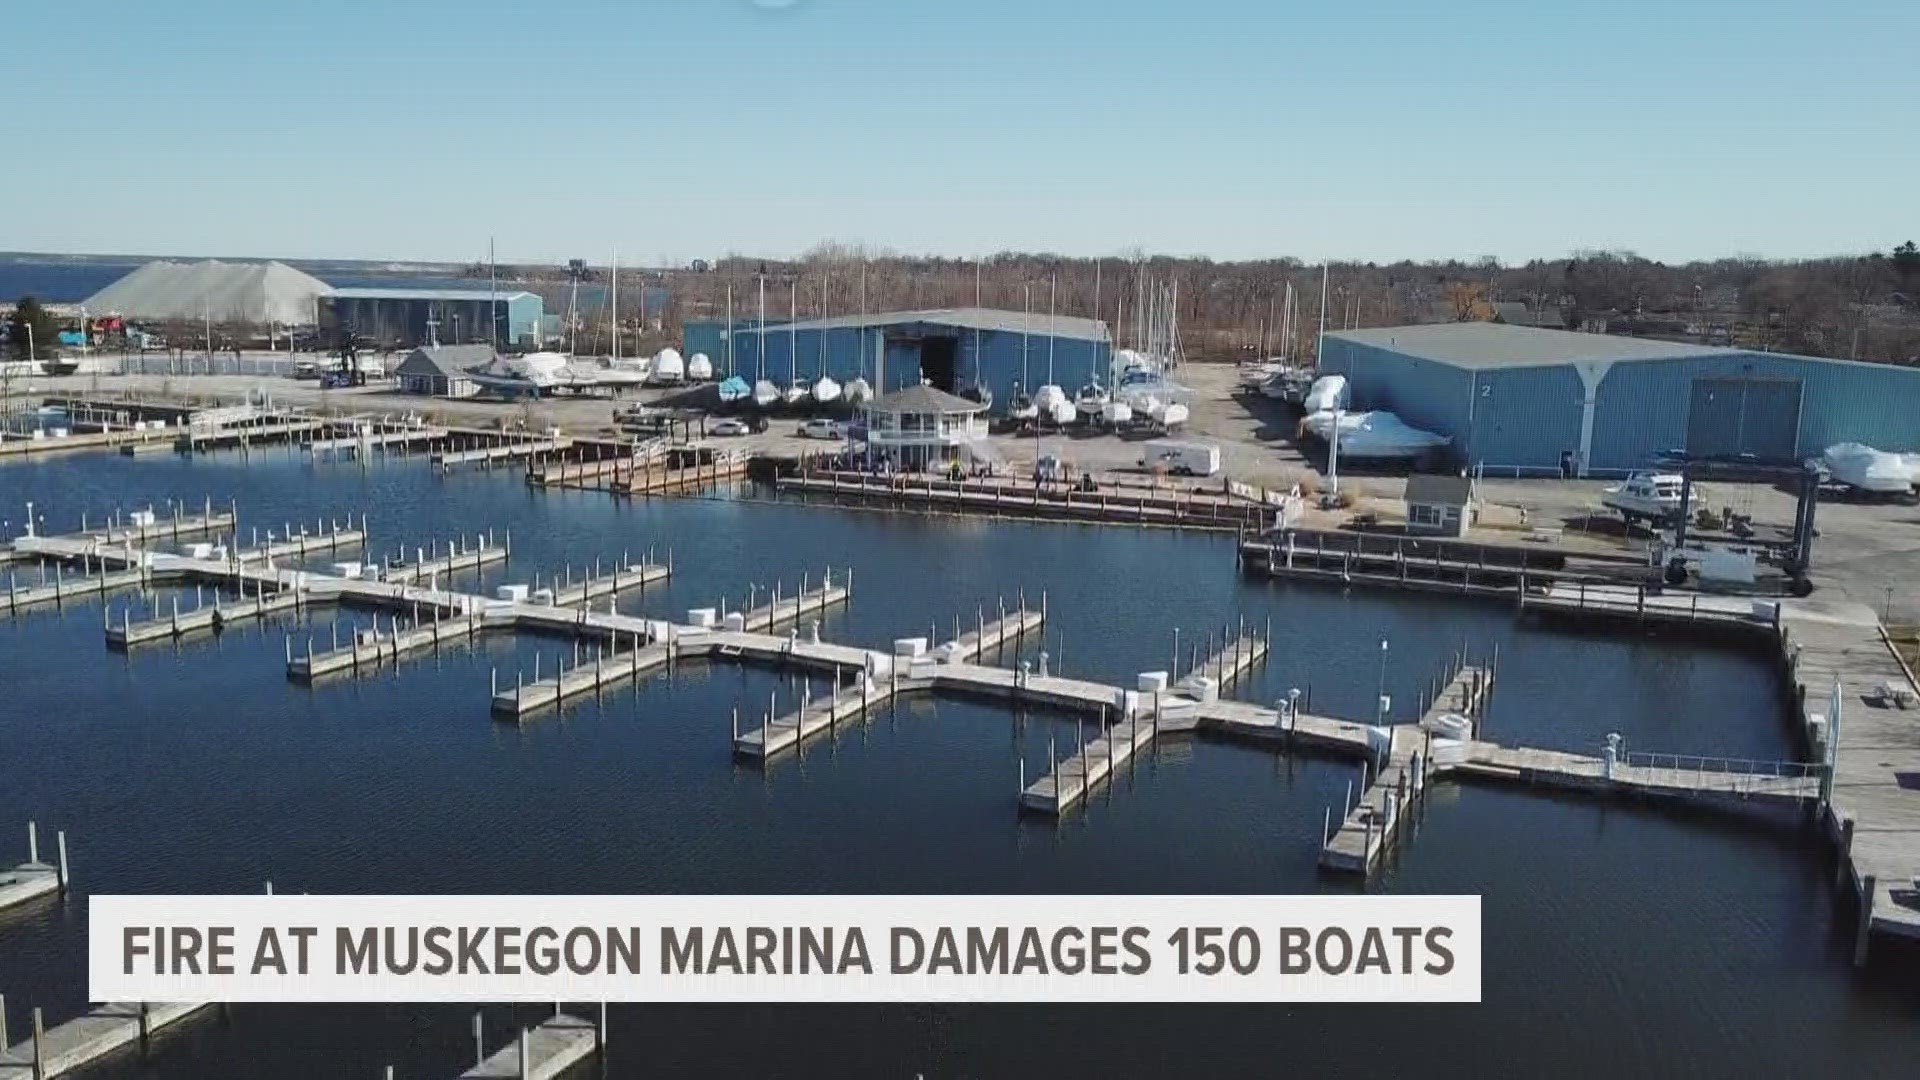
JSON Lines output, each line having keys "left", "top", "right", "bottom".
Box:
{"left": 1, "top": 447, "right": 1915, "bottom": 1077}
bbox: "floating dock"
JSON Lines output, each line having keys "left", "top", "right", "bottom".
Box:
{"left": 0, "top": 1002, "right": 209, "bottom": 1079}
{"left": 492, "top": 574, "right": 850, "bottom": 719}
{"left": 458, "top": 1013, "right": 598, "bottom": 1080}
{"left": 1018, "top": 628, "right": 1269, "bottom": 813}
{"left": 106, "top": 582, "right": 301, "bottom": 648}
{"left": 431, "top": 438, "right": 569, "bottom": 471}
{"left": 736, "top": 607, "right": 1047, "bottom": 760}
{"left": 1319, "top": 663, "right": 1491, "bottom": 873}
{"left": 0, "top": 824, "right": 66, "bottom": 914}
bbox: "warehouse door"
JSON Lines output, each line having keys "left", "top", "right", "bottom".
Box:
{"left": 921, "top": 336, "right": 958, "bottom": 393}
{"left": 1685, "top": 376, "right": 1801, "bottom": 461}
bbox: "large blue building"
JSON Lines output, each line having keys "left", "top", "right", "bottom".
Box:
{"left": 684, "top": 307, "right": 1111, "bottom": 411}
{"left": 1321, "top": 322, "right": 1920, "bottom": 476}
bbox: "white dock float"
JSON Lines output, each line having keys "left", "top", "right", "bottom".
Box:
{"left": 0, "top": 1002, "right": 210, "bottom": 1079}
{"left": 3, "top": 565, "right": 150, "bottom": 615}
{"left": 290, "top": 610, "right": 491, "bottom": 680}
{"left": 458, "top": 1013, "right": 597, "bottom": 1080}
{"left": 384, "top": 535, "right": 510, "bottom": 583}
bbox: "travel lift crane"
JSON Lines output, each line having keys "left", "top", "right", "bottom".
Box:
{"left": 323, "top": 324, "right": 368, "bottom": 388}
{"left": 1663, "top": 456, "right": 1819, "bottom": 596}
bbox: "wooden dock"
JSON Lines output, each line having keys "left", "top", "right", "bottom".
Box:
{"left": 492, "top": 575, "right": 852, "bottom": 719}
{"left": 779, "top": 471, "right": 1267, "bottom": 532}
{"left": 307, "top": 426, "right": 445, "bottom": 456}
{"left": 1018, "top": 629, "right": 1269, "bottom": 813}
{"left": 382, "top": 535, "right": 510, "bottom": 583}
{"left": 1320, "top": 663, "right": 1492, "bottom": 873}
{"left": 1776, "top": 599, "right": 1920, "bottom": 962}
{"left": 288, "top": 609, "right": 491, "bottom": 680}
{"left": 431, "top": 438, "right": 569, "bottom": 471}
{"left": 458, "top": 1013, "right": 598, "bottom": 1080}
{"left": 106, "top": 581, "right": 301, "bottom": 648}
{"left": 0, "top": 1002, "right": 209, "bottom": 1079}
{"left": 736, "top": 607, "right": 1046, "bottom": 760}
{"left": 0, "top": 824, "right": 65, "bottom": 914}
{"left": 3, "top": 564, "right": 151, "bottom": 615}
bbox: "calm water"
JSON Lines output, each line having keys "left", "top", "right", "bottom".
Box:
{"left": 0, "top": 448, "right": 1914, "bottom": 1078}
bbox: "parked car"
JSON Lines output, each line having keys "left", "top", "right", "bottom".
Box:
{"left": 798, "top": 418, "right": 847, "bottom": 439}
{"left": 709, "top": 418, "right": 752, "bottom": 437}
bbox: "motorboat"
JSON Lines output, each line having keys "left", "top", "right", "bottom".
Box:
{"left": 1100, "top": 399, "right": 1133, "bottom": 427}
{"left": 752, "top": 379, "right": 781, "bottom": 408}
{"left": 783, "top": 380, "right": 811, "bottom": 406}
{"left": 1600, "top": 471, "right": 1688, "bottom": 524}
{"left": 1074, "top": 381, "right": 1109, "bottom": 412}
{"left": 465, "top": 351, "right": 573, "bottom": 396}
{"left": 1301, "top": 410, "right": 1450, "bottom": 459}
{"left": 649, "top": 348, "right": 686, "bottom": 385}
{"left": 812, "top": 375, "right": 842, "bottom": 405}
{"left": 686, "top": 352, "right": 714, "bottom": 381}
{"left": 844, "top": 377, "right": 873, "bottom": 407}
{"left": 716, "top": 375, "right": 753, "bottom": 405}
{"left": 1033, "top": 384, "right": 1068, "bottom": 413}
{"left": 1821, "top": 443, "right": 1917, "bottom": 497}
{"left": 1046, "top": 399, "right": 1078, "bottom": 426}
{"left": 1158, "top": 402, "right": 1190, "bottom": 428}
{"left": 1239, "top": 361, "right": 1286, "bottom": 390}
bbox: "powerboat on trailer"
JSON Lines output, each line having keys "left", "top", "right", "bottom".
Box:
{"left": 1820, "top": 443, "right": 1919, "bottom": 500}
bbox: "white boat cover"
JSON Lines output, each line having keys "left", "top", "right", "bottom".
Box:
{"left": 652, "top": 348, "right": 685, "bottom": 381}
{"left": 686, "top": 353, "right": 713, "bottom": 380}
{"left": 1823, "top": 442, "right": 1916, "bottom": 493}
{"left": 813, "top": 376, "right": 842, "bottom": 404}
{"left": 1302, "top": 374, "right": 1348, "bottom": 413}
{"left": 1047, "top": 399, "right": 1077, "bottom": 425}
{"left": 1303, "top": 410, "right": 1450, "bottom": 458}
{"left": 752, "top": 380, "right": 781, "bottom": 407}
{"left": 844, "top": 377, "right": 873, "bottom": 405}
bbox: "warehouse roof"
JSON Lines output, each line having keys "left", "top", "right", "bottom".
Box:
{"left": 331, "top": 287, "right": 537, "bottom": 303}
{"left": 1329, "top": 322, "right": 1730, "bottom": 370}
{"left": 739, "top": 306, "right": 1109, "bottom": 343}
{"left": 85, "top": 260, "right": 332, "bottom": 325}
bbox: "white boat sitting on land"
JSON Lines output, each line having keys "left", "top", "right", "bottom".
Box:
{"left": 686, "top": 352, "right": 714, "bottom": 381}
{"left": 1821, "top": 443, "right": 1919, "bottom": 500}
{"left": 649, "top": 348, "right": 686, "bottom": 385}
{"left": 813, "top": 375, "right": 843, "bottom": 405}
{"left": 844, "top": 377, "right": 873, "bottom": 406}
{"left": 1600, "top": 471, "right": 1689, "bottom": 525}
{"left": 1301, "top": 410, "right": 1450, "bottom": 459}
{"left": 753, "top": 379, "right": 781, "bottom": 408}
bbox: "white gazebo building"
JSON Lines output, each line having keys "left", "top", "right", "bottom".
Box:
{"left": 864, "top": 383, "right": 993, "bottom": 471}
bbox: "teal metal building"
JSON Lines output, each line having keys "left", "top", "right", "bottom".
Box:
{"left": 683, "top": 307, "right": 1111, "bottom": 411}
{"left": 1321, "top": 323, "right": 1920, "bottom": 476}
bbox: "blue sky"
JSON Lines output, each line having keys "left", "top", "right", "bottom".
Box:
{"left": 4, "top": 0, "right": 1914, "bottom": 265}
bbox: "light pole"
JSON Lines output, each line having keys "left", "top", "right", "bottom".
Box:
{"left": 1374, "top": 637, "right": 1390, "bottom": 724}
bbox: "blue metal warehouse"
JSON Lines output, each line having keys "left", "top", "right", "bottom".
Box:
{"left": 320, "top": 287, "right": 545, "bottom": 349}
{"left": 1321, "top": 323, "right": 1920, "bottom": 476}
{"left": 684, "top": 307, "right": 1111, "bottom": 411}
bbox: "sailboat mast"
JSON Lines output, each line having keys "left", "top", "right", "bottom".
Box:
{"left": 488, "top": 238, "right": 497, "bottom": 348}
{"left": 1317, "top": 262, "right": 1330, "bottom": 368}
{"left": 725, "top": 281, "right": 734, "bottom": 377}
{"left": 610, "top": 252, "right": 619, "bottom": 362}
{"left": 757, "top": 274, "right": 766, "bottom": 382}
{"left": 1091, "top": 259, "right": 1101, "bottom": 387}
{"left": 1022, "top": 283, "right": 1031, "bottom": 389}
{"left": 1047, "top": 272, "right": 1057, "bottom": 385}
{"left": 820, "top": 270, "right": 829, "bottom": 380}
{"left": 789, "top": 279, "right": 798, "bottom": 385}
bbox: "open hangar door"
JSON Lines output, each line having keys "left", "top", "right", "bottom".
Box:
{"left": 1685, "top": 376, "right": 1802, "bottom": 461}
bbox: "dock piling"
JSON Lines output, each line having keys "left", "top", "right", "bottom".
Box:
{"left": 56, "top": 831, "right": 68, "bottom": 890}
{"left": 33, "top": 1006, "right": 46, "bottom": 1080}
{"left": 1854, "top": 874, "right": 1877, "bottom": 967}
